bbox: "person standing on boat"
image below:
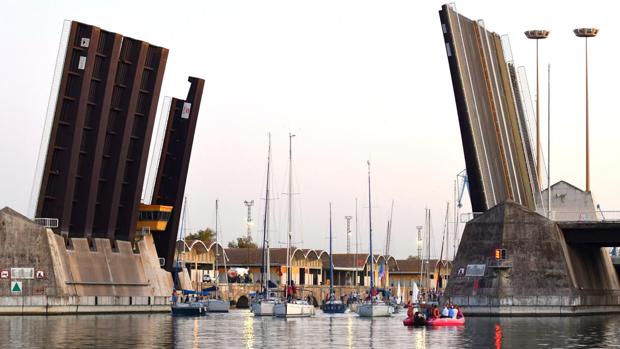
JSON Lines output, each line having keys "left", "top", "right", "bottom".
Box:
{"left": 441, "top": 304, "right": 450, "bottom": 318}
{"left": 456, "top": 305, "right": 464, "bottom": 319}
{"left": 172, "top": 290, "right": 178, "bottom": 305}
{"left": 448, "top": 305, "right": 456, "bottom": 318}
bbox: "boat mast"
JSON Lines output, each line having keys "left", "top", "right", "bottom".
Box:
{"left": 215, "top": 198, "right": 219, "bottom": 299}
{"left": 329, "top": 202, "right": 334, "bottom": 300}
{"left": 261, "top": 134, "right": 272, "bottom": 296}
{"left": 354, "top": 198, "right": 358, "bottom": 287}
{"left": 437, "top": 202, "right": 449, "bottom": 289}
{"left": 367, "top": 161, "right": 374, "bottom": 300}
{"left": 285, "top": 133, "right": 295, "bottom": 300}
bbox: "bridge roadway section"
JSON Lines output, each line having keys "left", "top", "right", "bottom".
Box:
{"left": 560, "top": 221, "right": 620, "bottom": 246}
{"left": 440, "top": 4, "right": 538, "bottom": 213}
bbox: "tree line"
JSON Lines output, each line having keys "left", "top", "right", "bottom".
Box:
{"left": 184, "top": 228, "right": 258, "bottom": 248}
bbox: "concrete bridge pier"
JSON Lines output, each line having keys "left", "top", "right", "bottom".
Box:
{"left": 445, "top": 200, "right": 620, "bottom": 316}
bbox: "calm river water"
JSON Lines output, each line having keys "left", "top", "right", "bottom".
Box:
{"left": 1, "top": 310, "right": 619, "bottom": 348}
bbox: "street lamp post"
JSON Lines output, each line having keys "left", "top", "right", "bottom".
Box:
{"left": 574, "top": 28, "right": 598, "bottom": 192}
{"left": 524, "top": 30, "right": 550, "bottom": 189}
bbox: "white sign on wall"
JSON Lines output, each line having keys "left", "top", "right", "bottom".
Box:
{"left": 181, "top": 102, "right": 192, "bottom": 119}
{"left": 465, "top": 264, "right": 486, "bottom": 277}
{"left": 11, "top": 268, "right": 34, "bottom": 279}
{"left": 78, "top": 56, "right": 87, "bottom": 70}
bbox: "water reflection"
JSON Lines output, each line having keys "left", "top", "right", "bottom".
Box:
{"left": 0, "top": 312, "right": 619, "bottom": 348}
{"left": 494, "top": 324, "right": 502, "bottom": 349}
{"left": 243, "top": 311, "right": 254, "bottom": 349}
{"left": 413, "top": 325, "right": 426, "bottom": 349}
{"left": 192, "top": 319, "right": 199, "bottom": 349}
{"left": 347, "top": 316, "right": 353, "bottom": 349}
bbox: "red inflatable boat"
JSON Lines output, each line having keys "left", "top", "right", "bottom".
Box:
{"left": 425, "top": 317, "right": 465, "bottom": 326}
{"left": 403, "top": 316, "right": 428, "bottom": 326}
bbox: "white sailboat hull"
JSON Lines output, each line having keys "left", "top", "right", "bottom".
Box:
{"left": 251, "top": 300, "right": 277, "bottom": 316}
{"left": 205, "top": 299, "right": 230, "bottom": 313}
{"left": 357, "top": 303, "right": 393, "bottom": 317}
{"left": 274, "top": 302, "right": 315, "bottom": 318}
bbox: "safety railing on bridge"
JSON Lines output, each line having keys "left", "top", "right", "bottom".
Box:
{"left": 549, "top": 211, "right": 620, "bottom": 223}
{"left": 460, "top": 212, "right": 484, "bottom": 223}
{"left": 459, "top": 211, "right": 620, "bottom": 224}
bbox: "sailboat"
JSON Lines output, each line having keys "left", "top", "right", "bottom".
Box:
{"left": 204, "top": 199, "right": 230, "bottom": 313}
{"left": 251, "top": 134, "right": 280, "bottom": 316}
{"left": 171, "top": 197, "right": 207, "bottom": 316}
{"left": 275, "top": 133, "right": 315, "bottom": 318}
{"left": 322, "top": 202, "right": 346, "bottom": 314}
{"left": 357, "top": 161, "right": 392, "bottom": 318}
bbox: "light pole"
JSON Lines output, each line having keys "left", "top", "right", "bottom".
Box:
{"left": 345, "top": 216, "right": 352, "bottom": 254}
{"left": 574, "top": 28, "right": 598, "bottom": 192}
{"left": 524, "top": 30, "right": 550, "bottom": 189}
{"left": 243, "top": 200, "right": 254, "bottom": 239}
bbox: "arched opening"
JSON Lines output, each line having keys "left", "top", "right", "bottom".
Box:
{"left": 236, "top": 295, "right": 249, "bottom": 309}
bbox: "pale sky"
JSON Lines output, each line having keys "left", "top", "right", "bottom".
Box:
{"left": 1, "top": 1, "right": 619, "bottom": 260}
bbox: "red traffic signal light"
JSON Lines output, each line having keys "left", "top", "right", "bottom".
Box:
{"left": 495, "top": 248, "right": 506, "bottom": 260}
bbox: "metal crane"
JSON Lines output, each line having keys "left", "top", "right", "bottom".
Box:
{"left": 456, "top": 169, "right": 469, "bottom": 208}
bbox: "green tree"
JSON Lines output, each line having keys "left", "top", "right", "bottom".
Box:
{"left": 185, "top": 228, "right": 215, "bottom": 245}
{"left": 228, "top": 235, "right": 258, "bottom": 248}
{"left": 406, "top": 255, "right": 420, "bottom": 261}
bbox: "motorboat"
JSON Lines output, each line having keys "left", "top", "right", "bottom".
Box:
{"left": 426, "top": 316, "right": 466, "bottom": 326}
{"left": 403, "top": 315, "right": 428, "bottom": 327}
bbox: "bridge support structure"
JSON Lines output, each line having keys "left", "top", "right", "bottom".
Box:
{"left": 445, "top": 200, "right": 620, "bottom": 316}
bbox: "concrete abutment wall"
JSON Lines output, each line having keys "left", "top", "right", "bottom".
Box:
{"left": 444, "top": 201, "right": 620, "bottom": 316}
{"left": 0, "top": 207, "right": 173, "bottom": 314}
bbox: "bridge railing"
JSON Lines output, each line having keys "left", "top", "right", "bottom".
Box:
{"left": 549, "top": 210, "right": 620, "bottom": 223}
{"left": 459, "top": 211, "right": 620, "bottom": 223}
{"left": 460, "top": 212, "right": 484, "bottom": 223}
